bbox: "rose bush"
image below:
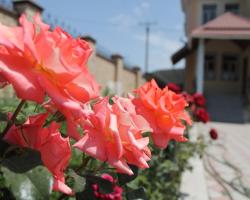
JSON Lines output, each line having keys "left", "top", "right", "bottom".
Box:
{"left": 0, "top": 15, "right": 213, "bottom": 200}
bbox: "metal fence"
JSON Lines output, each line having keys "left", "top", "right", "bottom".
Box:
{"left": 43, "top": 11, "right": 81, "bottom": 38}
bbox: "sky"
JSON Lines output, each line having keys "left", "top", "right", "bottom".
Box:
{"left": 37, "top": 0, "right": 186, "bottom": 72}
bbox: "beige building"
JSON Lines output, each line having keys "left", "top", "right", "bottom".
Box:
{"left": 172, "top": 0, "right": 250, "bottom": 97}
{"left": 0, "top": 0, "right": 145, "bottom": 98}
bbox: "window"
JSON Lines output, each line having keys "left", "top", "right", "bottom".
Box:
{"left": 221, "top": 55, "right": 239, "bottom": 81}
{"left": 204, "top": 54, "right": 216, "bottom": 80}
{"left": 202, "top": 4, "right": 217, "bottom": 24}
{"left": 225, "top": 4, "right": 240, "bottom": 15}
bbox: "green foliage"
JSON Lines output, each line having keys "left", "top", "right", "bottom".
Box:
{"left": 2, "top": 166, "right": 52, "bottom": 200}
{"left": 118, "top": 165, "right": 138, "bottom": 186}
{"left": 126, "top": 187, "right": 147, "bottom": 200}
{"left": 68, "top": 169, "right": 86, "bottom": 193}
{"left": 0, "top": 97, "right": 206, "bottom": 200}
{"left": 2, "top": 149, "right": 43, "bottom": 173}
{"left": 127, "top": 139, "right": 205, "bottom": 200}
{"left": 0, "top": 148, "right": 52, "bottom": 200}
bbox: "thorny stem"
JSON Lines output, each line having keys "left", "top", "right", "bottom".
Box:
{"left": 1, "top": 100, "right": 26, "bottom": 139}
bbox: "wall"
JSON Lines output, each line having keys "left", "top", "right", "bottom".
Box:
{"left": 88, "top": 54, "right": 116, "bottom": 91}
{"left": 0, "top": 7, "right": 17, "bottom": 26}
{"left": 121, "top": 68, "right": 137, "bottom": 95}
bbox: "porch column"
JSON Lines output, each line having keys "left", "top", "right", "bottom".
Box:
{"left": 196, "top": 39, "right": 205, "bottom": 94}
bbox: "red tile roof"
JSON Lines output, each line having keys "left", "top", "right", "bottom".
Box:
{"left": 192, "top": 12, "right": 250, "bottom": 39}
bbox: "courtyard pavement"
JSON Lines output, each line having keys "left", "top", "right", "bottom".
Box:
{"left": 180, "top": 122, "right": 250, "bottom": 200}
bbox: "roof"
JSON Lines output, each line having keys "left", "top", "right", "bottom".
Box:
{"left": 192, "top": 12, "right": 250, "bottom": 39}
{"left": 145, "top": 68, "right": 185, "bottom": 88}
{"left": 172, "top": 43, "right": 191, "bottom": 65}
{"left": 172, "top": 12, "right": 250, "bottom": 64}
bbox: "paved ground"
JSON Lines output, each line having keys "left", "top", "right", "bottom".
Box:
{"left": 180, "top": 122, "right": 250, "bottom": 200}
{"left": 206, "top": 95, "right": 246, "bottom": 123}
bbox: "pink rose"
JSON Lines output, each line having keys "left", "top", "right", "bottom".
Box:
{"left": 132, "top": 79, "right": 192, "bottom": 148}
{"left": 4, "top": 113, "right": 72, "bottom": 195}
{"left": 0, "top": 14, "right": 100, "bottom": 140}
{"left": 74, "top": 97, "right": 151, "bottom": 175}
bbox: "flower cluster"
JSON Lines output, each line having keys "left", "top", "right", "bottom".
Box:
{"left": 132, "top": 80, "right": 192, "bottom": 148}
{"left": 167, "top": 83, "right": 210, "bottom": 123}
{"left": 0, "top": 15, "right": 192, "bottom": 195}
{"left": 4, "top": 113, "right": 72, "bottom": 194}
{"left": 92, "top": 174, "right": 123, "bottom": 200}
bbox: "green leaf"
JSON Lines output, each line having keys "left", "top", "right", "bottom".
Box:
{"left": 0, "top": 112, "right": 8, "bottom": 121}
{"left": 118, "top": 165, "right": 138, "bottom": 185}
{"left": 86, "top": 175, "right": 113, "bottom": 194}
{"left": 2, "top": 165, "right": 52, "bottom": 200}
{"left": 68, "top": 169, "right": 86, "bottom": 193}
{"left": 0, "top": 140, "right": 10, "bottom": 157}
{"left": 2, "top": 148, "right": 43, "bottom": 173}
{"left": 126, "top": 187, "right": 147, "bottom": 200}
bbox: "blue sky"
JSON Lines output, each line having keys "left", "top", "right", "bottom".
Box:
{"left": 37, "top": 0, "right": 185, "bottom": 72}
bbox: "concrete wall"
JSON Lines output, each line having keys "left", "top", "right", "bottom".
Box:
{"left": 0, "top": 7, "right": 17, "bottom": 26}
{"left": 121, "top": 68, "right": 137, "bottom": 95}
{"left": 88, "top": 54, "right": 116, "bottom": 91}
{"left": 86, "top": 41, "right": 145, "bottom": 96}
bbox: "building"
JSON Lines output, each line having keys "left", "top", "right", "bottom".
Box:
{"left": 173, "top": 0, "right": 250, "bottom": 96}
{"left": 172, "top": 0, "right": 250, "bottom": 122}
{"left": 0, "top": 0, "right": 145, "bottom": 99}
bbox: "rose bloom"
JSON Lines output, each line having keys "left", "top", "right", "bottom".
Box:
{"left": 112, "top": 96, "right": 151, "bottom": 169}
{"left": 3, "top": 113, "right": 72, "bottom": 195}
{"left": 167, "top": 82, "right": 182, "bottom": 94}
{"left": 193, "top": 93, "right": 206, "bottom": 107}
{"left": 195, "top": 108, "right": 210, "bottom": 123}
{"left": 209, "top": 128, "right": 218, "bottom": 140}
{"left": 0, "top": 14, "right": 99, "bottom": 140}
{"left": 74, "top": 97, "right": 151, "bottom": 175}
{"left": 132, "top": 79, "right": 192, "bottom": 149}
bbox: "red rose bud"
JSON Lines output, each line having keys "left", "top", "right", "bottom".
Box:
{"left": 167, "top": 82, "right": 182, "bottom": 93}
{"left": 209, "top": 128, "right": 218, "bottom": 140}
{"left": 195, "top": 108, "right": 210, "bottom": 123}
{"left": 193, "top": 93, "right": 206, "bottom": 107}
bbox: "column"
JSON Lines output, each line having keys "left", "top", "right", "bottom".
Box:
{"left": 196, "top": 39, "right": 205, "bottom": 94}
{"left": 132, "top": 66, "right": 141, "bottom": 88}
{"left": 111, "top": 54, "right": 123, "bottom": 95}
